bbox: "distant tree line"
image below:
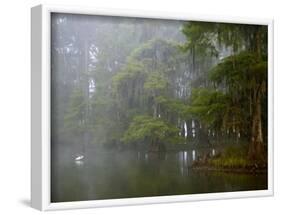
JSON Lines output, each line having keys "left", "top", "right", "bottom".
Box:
{"left": 51, "top": 14, "right": 267, "bottom": 161}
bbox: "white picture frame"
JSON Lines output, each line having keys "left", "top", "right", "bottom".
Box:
{"left": 31, "top": 4, "right": 274, "bottom": 211}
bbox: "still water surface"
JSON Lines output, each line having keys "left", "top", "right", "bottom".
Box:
{"left": 51, "top": 149, "right": 267, "bottom": 202}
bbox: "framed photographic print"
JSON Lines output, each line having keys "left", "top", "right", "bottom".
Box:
{"left": 31, "top": 4, "right": 274, "bottom": 211}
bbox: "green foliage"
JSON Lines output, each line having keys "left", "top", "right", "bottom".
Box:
{"left": 144, "top": 72, "right": 168, "bottom": 94}
{"left": 129, "top": 38, "right": 180, "bottom": 62}
{"left": 111, "top": 38, "right": 189, "bottom": 144}
{"left": 210, "top": 52, "right": 267, "bottom": 87}
{"left": 209, "top": 157, "right": 249, "bottom": 169}
{"left": 180, "top": 22, "right": 218, "bottom": 57}
{"left": 181, "top": 22, "right": 267, "bottom": 56}
{"left": 154, "top": 96, "right": 186, "bottom": 117}
{"left": 185, "top": 88, "right": 228, "bottom": 127}
{"left": 90, "top": 93, "right": 123, "bottom": 145}
{"left": 55, "top": 14, "right": 268, "bottom": 158}
{"left": 112, "top": 62, "right": 146, "bottom": 96}
{"left": 208, "top": 51, "right": 267, "bottom": 134}
{"left": 208, "top": 145, "right": 249, "bottom": 168}
{"left": 179, "top": 22, "right": 268, "bottom": 124}
{"left": 122, "top": 115, "right": 182, "bottom": 144}
{"left": 223, "top": 145, "right": 248, "bottom": 158}
{"left": 64, "top": 88, "right": 87, "bottom": 135}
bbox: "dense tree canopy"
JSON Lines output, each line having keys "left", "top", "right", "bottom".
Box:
{"left": 51, "top": 14, "right": 268, "bottom": 161}
{"left": 181, "top": 22, "right": 268, "bottom": 160}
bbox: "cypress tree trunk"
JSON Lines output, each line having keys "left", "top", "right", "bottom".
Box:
{"left": 248, "top": 87, "right": 264, "bottom": 161}
{"left": 248, "top": 26, "right": 265, "bottom": 161}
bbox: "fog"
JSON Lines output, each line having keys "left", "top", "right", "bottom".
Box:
{"left": 50, "top": 13, "right": 268, "bottom": 202}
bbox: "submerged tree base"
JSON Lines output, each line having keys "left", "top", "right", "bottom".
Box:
{"left": 192, "top": 163, "right": 267, "bottom": 174}
{"left": 191, "top": 145, "right": 267, "bottom": 174}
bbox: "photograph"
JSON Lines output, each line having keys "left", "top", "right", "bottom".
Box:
{"left": 50, "top": 12, "right": 268, "bottom": 203}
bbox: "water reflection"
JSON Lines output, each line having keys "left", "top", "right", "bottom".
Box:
{"left": 75, "top": 160, "right": 84, "bottom": 166}
{"left": 184, "top": 151, "right": 188, "bottom": 165}
{"left": 144, "top": 153, "right": 148, "bottom": 161}
{"left": 192, "top": 150, "right": 196, "bottom": 161}
{"left": 191, "top": 120, "right": 196, "bottom": 137}
{"left": 178, "top": 151, "right": 189, "bottom": 176}
{"left": 184, "top": 122, "right": 188, "bottom": 138}
{"left": 212, "top": 149, "right": 216, "bottom": 156}
{"left": 51, "top": 148, "right": 267, "bottom": 203}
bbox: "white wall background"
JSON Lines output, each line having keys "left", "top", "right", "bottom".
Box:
{"left": 0, "top": 0, "right": 279, "bottom": 214}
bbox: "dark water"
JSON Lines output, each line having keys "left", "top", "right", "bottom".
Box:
{"left": 51, "top": 149, "right": 267, "bottom": 202}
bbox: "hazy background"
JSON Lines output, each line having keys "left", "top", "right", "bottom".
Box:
{"left": 0, "top": 0, "right": 279, "bottom": 215}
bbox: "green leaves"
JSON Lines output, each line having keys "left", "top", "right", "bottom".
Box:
{"left": 112, "top": 62, "right": 146, "bottom": 94}
{"left": 186, "top": 88, "right": 228, "bottom": 127}
{"left": 209, "top": 51, "right": 267, "bottom": 89}
{"left": 64, "top": 88, "right": 87, "bottom": 134}
{"left": 144, "top": 72, "right": 168, "bottom": 94}
{"left": 180, "top": 21, "right": 219, "bottom": 57}
{"left": 122, "top": 115, "right": 182, "bottom": 144}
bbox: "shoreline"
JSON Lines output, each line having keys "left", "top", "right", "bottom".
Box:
{"left": 191, "top": 165, "right": 267, "bottom": 174}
